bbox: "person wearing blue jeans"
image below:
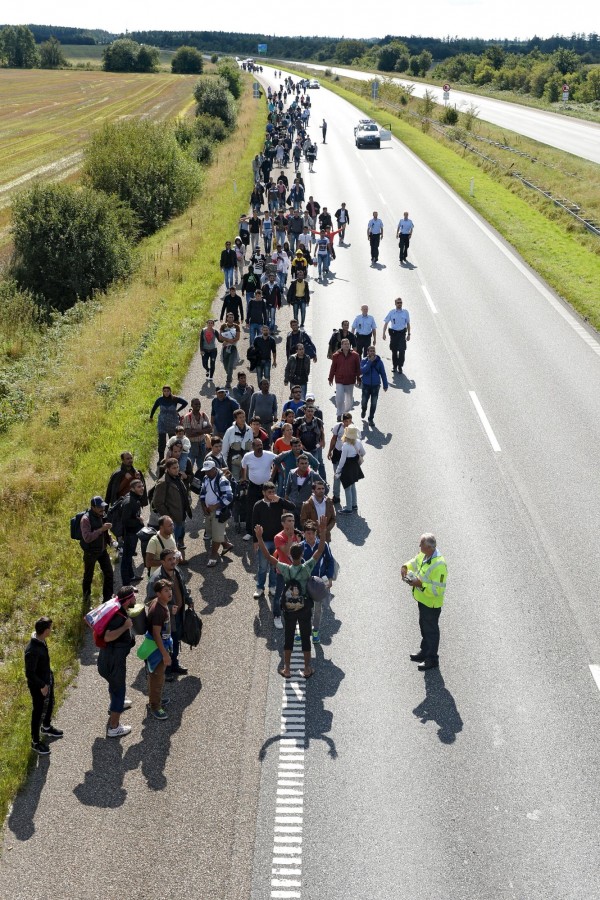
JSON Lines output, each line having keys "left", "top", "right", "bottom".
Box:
{"left": 220, "top": 241, "right": 236, "bottom": 290}
{"left": 251, "top": 484, "right": 296, "bottom": 603}
{"left": 247, "top": 291, "right": 269, "bottom": 346}
{"left": 360, "top": 345, "right": 389, "bottom": 425}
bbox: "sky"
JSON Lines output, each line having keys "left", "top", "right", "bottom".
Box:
{"left": 2, "top": 0, "right": 597, "bottom": 42}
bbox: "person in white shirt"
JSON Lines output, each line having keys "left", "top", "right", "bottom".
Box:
{"left": 396, "top": 211, "right": 414, "bottom": 264}
{"left": 351, "top": 305, "right": 377, "bottom": 358}
{"left": 222, "top": 409, "right": 254, "bottom": 480}
{"left": 382, "top": 297, "right": 411, "bottom": 374}
{"left": 367, "top": 211, "right": 383, "bottom": 264}
{"left": 327, "top": 412, "right": 353, "bottom": 502}
{"left": 335, "top": 425, "right": 365, "bottom": 513}
{"left": 167, "top": 426, "right": 191, "bottom": 471}
{"left": 145, "top": 516, "right": 178, "bottom": 574}
{"left": 241, "top": 439, "right": 277, "bottom": 540}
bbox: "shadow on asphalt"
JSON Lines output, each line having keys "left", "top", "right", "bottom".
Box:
{"left": 335, "top": 513, "right": 371, "bottom": 547}
{"left": 73, "top": 675, "right": 201, "bottom": 806}
{"left": 412, "top": 669, "right": 463, "bottom": 745}
{"left": 7, "top": 756, "right": 50, "bottom": 841}
{"left": 196, "top": 563, "right": 240, "bottom": 615}
{"left": 258, "top": 647, "right": 345, "bottom": 762}
{"left": 391, "top": 371, "right": 416, "bottom": 394}
{"left": 361, "top": 424, "right": 392, "bottom": 450}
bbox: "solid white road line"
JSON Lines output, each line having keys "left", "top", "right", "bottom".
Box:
{"left": 589, "top": 664, "right": 600, "bottom": 692}
{"left": 468, "top": 391, "right": 502, "bottom": 452}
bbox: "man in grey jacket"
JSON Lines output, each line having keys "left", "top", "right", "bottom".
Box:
{"left": 285, "top": 454, "right": 324, "bottom": 526}
{"left": 248, "top": 378, "right": 278, "bottom": 438}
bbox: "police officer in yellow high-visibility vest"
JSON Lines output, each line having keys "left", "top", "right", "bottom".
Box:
{"left": 401, "top": 533, "right": 447, "bottom": 671}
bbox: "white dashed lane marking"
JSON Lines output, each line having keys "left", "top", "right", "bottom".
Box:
{"left": 270, "top": 648, "right": 308, "bottom": 899}
{"left": 468, "top": 391, "right": 502, "bottom": 452}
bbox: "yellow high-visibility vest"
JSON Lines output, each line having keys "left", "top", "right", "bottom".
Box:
{"left": 404, "top": 552, "right": 447, "bottom": 608}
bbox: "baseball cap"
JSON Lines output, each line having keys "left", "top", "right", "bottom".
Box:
{"left": 91, "top": 496, "right": 107, "bottom": 508}
{"left": 216, "top": 386, "right": 227, "bottom": 394}
{"left": 305, "top": 393, "right": 316, "bottom": 401}
{"left": 201, "top": 459, "right": 217, "bottom": 472}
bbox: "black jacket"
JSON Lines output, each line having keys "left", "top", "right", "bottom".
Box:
{"left": 121, "top": 491, "right": 144, "bottom": 534}
{"left": 105, "top": 465, "right": 148, "bottom": 507}
{"left": 251, "top": 498, "right": 296, "bottom": 542}
{"left": 220, "top": 248, "right": 237, "bottom": 268}
{"left": 220, "top": 293, "right": 244, "bottom": 322}
{"left": 246, "top": 299, "right": 269, "bottom": 326}
{"left": 25, "top": 635, "right": 51, "bottom": 691}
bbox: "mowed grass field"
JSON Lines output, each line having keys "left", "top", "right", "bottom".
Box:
{"left": 0, "top": 67, "right": 198, "bottom": 238}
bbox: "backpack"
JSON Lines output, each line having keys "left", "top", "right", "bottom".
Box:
{"left": 181, "top": 607, "right": 203, "bottom": 648}
{"left": 282, "top": 577, "right": 305, "bottom": 611}
{"left": 70, "top": 511, "right": 86, "bottom": 541}
{"left": 107, "top": 496, "right": 126, "bottom": 538}
{"left": 84, "top": 599, "right": 123, "bottom": 649}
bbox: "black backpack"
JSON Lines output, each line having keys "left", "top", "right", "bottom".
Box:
{"left": 70, "top": 511, "right": 86, "bottom": 542}
{"left": 181, "top": 607, "right": 203, "bottom": 648}
{"left": 107, "top": 497, "right": 126, "bottom": 538}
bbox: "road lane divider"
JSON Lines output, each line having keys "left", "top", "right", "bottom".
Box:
{"left": 589, "top": 664, "right": 600, "bottom": 693}
{"left": 421, "top": 284, "right": 438, "bottom": 314}
{"left": 468, "top": 391, "right": 502, "bottom": 452}
{"left": 270, "top": 648, "right": 307, "bottom": 900}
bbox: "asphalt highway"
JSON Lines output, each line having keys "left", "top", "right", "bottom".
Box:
{"left": 250, "top": 67, "right": 600, "bottom": 899}
{"left": 279, "top": 60, "right": 600, "bottom": 164}
{"left": 2, "top": 69, "right": 600, "bottom": 900}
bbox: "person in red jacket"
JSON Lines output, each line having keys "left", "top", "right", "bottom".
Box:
{"left": 328, "top": 338, "right": 361, "bottom": 420}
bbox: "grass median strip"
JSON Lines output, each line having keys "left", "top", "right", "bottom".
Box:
{"left": 0, "top": 79, "right": 267, "bottom": 821}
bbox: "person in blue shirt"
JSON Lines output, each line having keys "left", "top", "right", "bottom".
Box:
{"left": 300, "top": 520, "right": 335, "bottom": 644}
{"left": 210, "top": 388, "right": 240, "bottom": 439}
{"left": 282, "top": 386, "right": 306, "bottom": 416}
{"left": 360, "top": 346, "right": 388, "bottom": 426}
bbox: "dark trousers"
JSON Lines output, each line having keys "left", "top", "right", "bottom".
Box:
{"left": 284, "top": 603, "right": 312, "bottom": 651}
{"left": 399, "top": 233, "right": 411, "bottom": 261}
{"left": 158, "top": 431, "right": 173, "bottom": 460}
{"left": 30, "top": 681, "right": 53, "bottom": 742}
{"left": 83, "top": 549, "right": 114, "bottom": 602}
{"left": 389, "top": 329, "right": 407, "bottom": 370}
{"left": 361, "top": 384, "right": 380, "bottom": 419}
{"left": 245, "top": 481, "right": 264, "bottom": 535}
{"left": 418, "top": 602, "right": 442, "bottom": 662}
{"left": 166, "top": 608, "right": 183, "bottom": 673}
{"left": 369, "top": 234, "right": 381, "bottom": 262}
{"left": 202, "top": 349, "right": 217, "bottom": 377}
{"left": 355, "top": 334, "right": 372, "bottom": 357}
{"left": 120, "top": 531, "right": 138, "bottom": 584}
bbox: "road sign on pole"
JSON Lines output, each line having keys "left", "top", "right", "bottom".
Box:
{"left": 562, "top": 83, "right": 569, "bottom": 101}
{"left": 443, "top": 83, "right": 451, "bottom": 92}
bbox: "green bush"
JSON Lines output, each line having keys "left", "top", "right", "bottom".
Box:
{"left": 11, "top": 184, "right": 134, "bottom": 310}
{"left": 83, "top": 119, "right": 202, "bottom": 237}
{"left": 196, "top": 138, "right": 214, "bottom": 165}
{"left": 194, "top": 76, "right": 237, "bottom": 128}
{"left": 102, "top": 38, "right": 159, "bottom": 73}
{"left": 441, "top": 105, "right": 459, "bottom": 125}
{"left": 210, "top": 53, "right": 218, "bottom": 64}
{"left": 216, "top": 58, "right": 243, "bottom": 98}
{"left": 172, "top": 45, "right": 203, "bottom": 74}
{"left": 195, "top": 113, "right": 228, "bottom": 143}
{"left": 39, "top": 36, "right": 68, "bottom": 69}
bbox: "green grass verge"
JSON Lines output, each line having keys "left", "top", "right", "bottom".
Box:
{"left": 285, "top": 65, "right": 600, "bottom": 329}
{"left": 0, "top": 80, "right": 267, "bottom": 822}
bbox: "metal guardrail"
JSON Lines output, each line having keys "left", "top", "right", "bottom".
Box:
{"left": 374, "top": 96, "right": 600, "bottom": 238}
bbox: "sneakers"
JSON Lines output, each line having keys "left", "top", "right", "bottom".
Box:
{"left": 268, "top": 586, "right": 276, "bottom": 595}
{"left": 171, "top": 665, "right": 188, "bottom": 675}
{"left": 40, "top": 725, "right": 63, "bottom": 738}
{"left": 150, "top": 707, "right": 168, "bottom": 720}
{"left": 107, "top": 724, "right": 132, "bottom": 738}
{"left": 253, "top": 589, "right": 265, "bottom": 599}
{"left": 107, "top": 698, "right": 132, "bottom": 714}
{"left": 274, "top": 616, "right": 283, "bottom": 629}
{"left": 294, "top": 633, "right": 301, "bottom": 645}
{"left": 243, "top": 533, "right": 253, "bottom": 542}
{"left": 312, "top": 629, "right": 320, "bottom": 643}
{"left": 31, "top": 740, "right": 50, "bottom": 755}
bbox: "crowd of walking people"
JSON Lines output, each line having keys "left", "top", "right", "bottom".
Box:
{"left": 26, "top": 72, "right": 446, "bottom": 755}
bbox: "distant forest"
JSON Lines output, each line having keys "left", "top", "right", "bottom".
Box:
{"left": 8, "top": 25, "right": 600, "bottom": 63}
